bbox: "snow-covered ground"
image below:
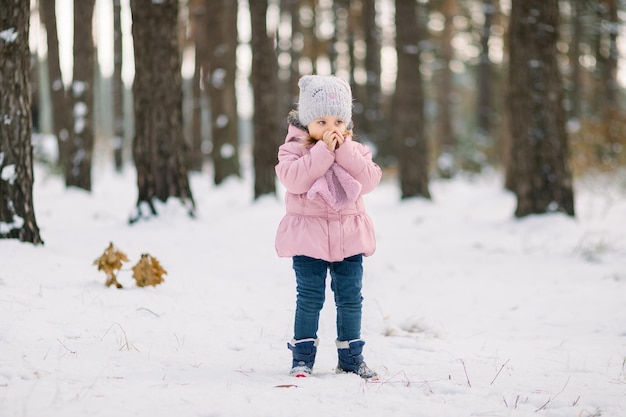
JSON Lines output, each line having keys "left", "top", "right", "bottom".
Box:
{"left": 1, "top": 160, "right": 625, "bottom": 417}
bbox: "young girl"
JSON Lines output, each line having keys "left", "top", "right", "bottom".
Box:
{"left": 275, "top": 75, "right": 382, "bottom": 379}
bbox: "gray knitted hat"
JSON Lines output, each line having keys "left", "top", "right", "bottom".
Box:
{"left": 297, "top": 75, "right": 352, "bottom": 127}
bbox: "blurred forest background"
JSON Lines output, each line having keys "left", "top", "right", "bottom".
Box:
{"left": 2, "top": 0, "right": 626, "bottom": 244}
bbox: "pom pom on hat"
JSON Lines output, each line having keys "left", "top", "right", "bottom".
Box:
{"left": 297, "top": 75, "right": 352, "bottom": 127}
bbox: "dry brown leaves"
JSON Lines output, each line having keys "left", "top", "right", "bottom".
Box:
{"left": 93, "top": 242, "right": 129, "bottom": 288}
{"left": 93, "top": 243, "right": 167, "bottom": 288}
{"left": 132, "top": 254, "right": 167, "bottom": 287}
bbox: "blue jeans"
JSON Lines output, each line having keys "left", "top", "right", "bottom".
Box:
{"left": 292, "top": 254, "right": 363, "bottom": 342}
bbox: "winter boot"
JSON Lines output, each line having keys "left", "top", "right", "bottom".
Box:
{"left": 288, "top": 338, "right": 318, "bottom": 377}
{"left": 336, "top": 339, "right": 378, "bottom": 380}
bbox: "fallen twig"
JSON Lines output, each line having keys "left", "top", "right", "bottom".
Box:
{"left": 460, "top": 359, "right": 471, "bottom": 388}
{"left": 136, "top": 307, "right": 160, "bottom": 317}
{"left": 101, "top": 322, "right": 139, "bottom": 351}
{"left": 490, "top": 358, "right": 510, "bottom": 385}
{"left": 57, "top": 338, "right": 76, "bottom": 355}
{"left": 535, "top": 377, "right": 570, "bottom": 412}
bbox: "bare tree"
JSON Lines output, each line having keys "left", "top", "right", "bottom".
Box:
{"left": 594, "top": 0, "right": 619, "bottom": 113}
{"left": 476, "top": 0, "right": 494, "bottom": 141}
{"left": 361, "top": 0, "right": 390, "bottom": 164}
{"left": 129, "top": 0, "right": 195, "bottom": 222}
{"left": 40, "top": 0, "right": 72, "bottom": 174}
{"left": 0, "top": 0, "right": 43, "bottom": 244}
{"left": 250, "top": 0, "right": 280, "bottom": 198}
{"left": 65, "top": 0, "right": 96, "bottom": 190}
{"left": 507, "top": 0, "right": 574, "bottom": 217}
{"left": 435, "top": 0, "right": 456, "bottom": 179}
{"left": 188, "top": 0, "right": 206, "bottom": 172}
{"left": 393, "top": 0, "right": 430, "bottom": 199}
{"left": 112, "top": 0, "right": 125, "bottom": 171}
{"left": 286, "top": 0, "right": 301, "bottom": 107}
{"left": 204, "top": 0, "right": 240, "bottom": 185}
{"left": 301, "top": 0, "right": 320, "bottom": 74}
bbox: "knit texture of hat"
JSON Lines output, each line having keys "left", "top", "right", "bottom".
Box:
{"left": 297, "top": 75, "right": 352, "bottom": 127}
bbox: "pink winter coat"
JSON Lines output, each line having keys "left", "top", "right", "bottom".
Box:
{"left": 275, "top": 123, "right": 382, "bottom": 262}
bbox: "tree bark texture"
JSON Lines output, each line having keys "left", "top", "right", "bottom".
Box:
{"left": 188, "top": 0, "right": 208, "bottom": 172}
{"left": 361, "top": 0, "right": 391, "bottom": 164}
{"left": 568, "top": 0, "right": 583, "bottom": 120}
{"left": 189, "top": 56, "right": 204, "bottom": 172}
{"left": 250, "top": 0, "right": 280, "bottom": 198}
{"left": 65, "top": 0, "right": 96, "bottom": 191}
{"left": 130, "top": 0, "right": 195, "bottom": 222}
{"left": 40, "top": 0, "right": 72, "bottom": 173}
{"left": 0, "top": 0, "right": 43, "bottom": 244}
{"left": 436, "top": 0, "right": 456, "bottom": 178}
{"left": 393, "top": 0, "right": 430, "bottom": 199}
{"left": 476, "top": 0, "right": 494, "bottom": 138}
{"left": 204, "top": 0, "right": 240, "bottom": 185}
{"left": 595, "top": 0, "right": 619, "bottom": 111}
{"left": 112, "top": 0, "right": 124, "bottom": 171}
{"left": 287, "top": 0, "right": 301, "bottom": 107}
{"left": 508, "top": 0, "right": 574, "bottom": 217}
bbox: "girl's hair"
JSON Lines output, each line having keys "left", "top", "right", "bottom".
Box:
{"left": 302, "top": 136, "right": 316, "bottom": 147}
{"left": 302, "top": 131, "right": 351, "bottom": 147}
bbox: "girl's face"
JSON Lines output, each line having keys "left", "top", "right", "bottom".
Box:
{"left": 307, "top": 116, "right": 346, "bottom": 140}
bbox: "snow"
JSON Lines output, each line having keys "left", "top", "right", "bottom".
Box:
{"left": 220, "top": 143, "right": 235, "bottom": 159}
{"left": 0, "top": 164, "right": 15, "bottom": 182}
{"left": 0, "top": 28, "right": 18, "bottom": 43}
{"left": 211, "top": 68, "right": 227, "bottom": 89}
{"left": 72, "top": 81, "right": 87, "bottom": 97}
{"left": 74, "top": 102, "right": 88, "bottom": 118}
{"left": 402, "top": 45, "right": 420, "bottom": 55}
{"left": 216, "top": 114, "right": 229, "bottom": 128}
{"left": 0, "top": 213, "right": 24, "bottom": 234}
{"left": 73, "top": 102, "right": 88, "bottom": 134}
{"left": 51, "top": 79, "right": 64, "bottom": 91}
{"left": 1, "top": 161, "right": 625, "bottom": 417}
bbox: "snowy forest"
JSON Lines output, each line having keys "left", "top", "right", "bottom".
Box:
{"left": 2, "top": 2, "right": 626, "bottom": 416}
{"left": 2, "top": 0, "right": 626, "bottom": 243}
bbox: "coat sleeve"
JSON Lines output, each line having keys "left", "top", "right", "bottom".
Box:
{"left": 275, "top": 140, "right": 335, "bottom": 195}
{"left": 334, "top": 139, "right": 382, "bottom": 195}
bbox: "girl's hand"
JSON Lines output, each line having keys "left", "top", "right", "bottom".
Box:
{"left": 321, "top": 129, "right": 347, "bottom": 151}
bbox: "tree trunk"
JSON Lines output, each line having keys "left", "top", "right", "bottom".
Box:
{"left": 130, "top": 0, "right": 195, "bottom": 222}
{"left": 40, "top": 0, "right": 72, "bottom": 174}
{"left": 250, "top": 0, "right": 280, "bottom": 199}
{"left": 189, "top": 0, "right": 208, "bottom": 172}
{"left": 276, "top": 0, "right": 299, "bottom": 121}
{"left": 204, "top": 0, "right": 240, "bottom": 185}
{"left": 507, "top": 0, "right": 574, "bottom": 217}
{"left": 476, "top": 0, "right": 494, "bottom": 138}
{"left": 302, "top": 0, "right": 319, "bottom": 74}
{"left": 436, "top": 0, "right": 456, "bottom": 178}
{"left": 189, "top": 56, "right": 204, "bottom": 172}
{"left": 361, "top": 0, "right": 390, "bottom": 165}
{"left": 568, "top": 0, "right": 583, "bottom": 120}
{"left": 0, "top": 0, "right": 43, "bottom": 244}
{"left": 280, "top": 0, "right": 304, "bottom": 117}
{"left": 66, "top": 0, "right": 96, "bottom": 191}
{"left": 112, "top": 0, "right": 124, "bottom": 171}
{"left": 596, "top": 0, "right": 619, "bottom": 111}
{"left": 605, "top": 0, "right": 619, "bottom": 108}
{"left": 393, "top": 0, "right": 430, "bottom": 199}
